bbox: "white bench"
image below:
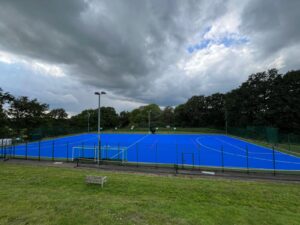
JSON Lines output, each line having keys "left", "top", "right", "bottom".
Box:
{"left": 85, "top": 175, "right": 107, "bottom": 188}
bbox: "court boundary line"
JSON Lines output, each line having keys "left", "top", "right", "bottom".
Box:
{"left": 224, "top": 135, "right": 300, "bottom": 158}
{"left": 126, "top": 134, "right": 150, "bottom": 149}
{"left": 108, "top": 134, "right": 150, "bottom": 159}
{"left": 215, "top": 137, "right": 272, "bottom": 155}
{"left": 195, "top": 136, "right": 300, "bottom": 165}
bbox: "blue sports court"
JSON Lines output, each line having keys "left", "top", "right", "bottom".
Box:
{"left": 5, "top": 133, "right": 300, "bottom": 171}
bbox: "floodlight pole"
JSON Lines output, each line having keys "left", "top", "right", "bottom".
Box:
{"left": 225, "top": 108, "right": 228, "bottom": 135}
{"left": 95, "top": 91, "right": 106, "bottom": 164}
{"left": 148, "top": 110, "right": 151, "bottom": 133}
{"left": 87, "top": 112, "right": 90, "bottom": 133}
{"left": 222, "top": 96, "right": 228, "bottom": 135}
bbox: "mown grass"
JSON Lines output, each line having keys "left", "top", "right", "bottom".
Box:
{"left": 0, "top": 163, "right": 300, "bottom": 225}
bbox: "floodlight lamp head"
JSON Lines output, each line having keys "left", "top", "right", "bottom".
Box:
{"left": 101, "top": 91, "right": 106, "bottom": 95}
{"left": 94, "top": 92, "right": 100, "bottom": 95}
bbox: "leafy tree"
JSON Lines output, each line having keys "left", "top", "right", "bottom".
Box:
{"left": 174, "top": 104, "right": 189, "bottom": 127}
{"left": 70, "top": 109, "right": 97, "bottom": 131}
{"left": 226, "top": 69, "right": 281, "bottom": 127}
{"left": 161, "top": 106, "right": 175, "bottom": 127}
{"left": 129, "top": 104, "right": 162, "bottom": 127}
{"left": 2, "top": 68, "right": 300, "bottom": 138}
{"left": 269, "top": 70, "right": 300, "bottom": 132}
{"left": 205, "top": 93, "right": 225, "bottom": 128}
{"left": 0, "top": 88, "right": 14, "bottom": 137}
{"left": 101, "top": 107, "right": 119, "bottom": 128}
{"left": 8, "top": 96, "right": 49, "bottom": 135}
{"left": 70, "top": 107, "right": 118, "bottom": 130}
{"left": 119, "top": 111, "right": 130, "bottom": 128}
{"left": 48, "top": 108, "right": 68, "bottom": 120}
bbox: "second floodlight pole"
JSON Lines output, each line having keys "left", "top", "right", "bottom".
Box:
{"left": 97, "top": 93, "right": 100, "bottom": 164}
{"left": 224, "top": 97, "right": 228, "bottom": 135}
{"left": 225, "top": 108, "right": 228, "bottom": 135}
{"left": 148, "top": 110, "right": 151, "bottom": 133}
{"left": 87, "top": 112, "right": 90, "bottom": 133}
{"left": 95, "top": 91, "right": 106, "bottom": 164}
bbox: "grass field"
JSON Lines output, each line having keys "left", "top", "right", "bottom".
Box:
{"left": 0, "top": 163, "right": 299, "bottom": 225}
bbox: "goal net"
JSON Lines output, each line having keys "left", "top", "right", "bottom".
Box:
{"left": 72, "top": 145, "right": 128, "bottom": 163}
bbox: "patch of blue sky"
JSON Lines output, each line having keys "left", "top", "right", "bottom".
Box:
{"left": 201, "top": 26, "right": 212, "bottom": 36}
{"left": 218, "top": 36, "right": 249, "bottom": 47}
{"left": 187, "top": 34, "right": 249, "bottom": 53}
{"left": 187, "top": 39, "right": 211, "bottom": 53}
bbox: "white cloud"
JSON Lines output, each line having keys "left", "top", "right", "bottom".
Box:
{"left": 0, "top": 51, "right": 15, "bottom": 64}
{"left": 0, "top": 50, "right": 65, "bottom": 77}
{"left": 30, "top": 61, "right": 65, "bottom": 77}
{"left": 0, "top": 0, "right": 299, "bottom": 113}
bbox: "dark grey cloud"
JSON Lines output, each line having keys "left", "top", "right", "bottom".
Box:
{"left": 0, "top": 0, "right": 299, "bottom": 112}
{"left": 241, "top": 0, "right": 300, "bottom": 58}
{"left": 0, "top": 0, "right": 229, "bottom": 105}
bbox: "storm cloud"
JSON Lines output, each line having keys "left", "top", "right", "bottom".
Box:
{"left": 0, "top": 0, "right": 299, "bottom": 113}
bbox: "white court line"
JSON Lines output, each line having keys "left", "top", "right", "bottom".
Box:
{"left": 109, "top": 134, "right": 150, "bottom": 159}
{"left": 195, "top": 137, "right": 300, "bottom": 165}
{"left": 62, "top": 135, "right": 98, "bottom": 146}
{"left": 215, "top": 137, "right": 272, "bottom": 155}
{"left": 126, "top": 134, "right": 150, "bottom": 149}
{"left": 225, "top": 135, "right": 300, "bottom": 158}
{"left": 108, "top": 148, "right": 126, "bottom": 161}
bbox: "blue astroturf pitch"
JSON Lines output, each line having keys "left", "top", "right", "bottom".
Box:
{"left": 7, "top": 133, "right": 300, "bottom": 171}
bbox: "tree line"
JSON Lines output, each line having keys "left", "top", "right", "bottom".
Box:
{"left": 1, "top": 68, "right": 299, "bottom": 139}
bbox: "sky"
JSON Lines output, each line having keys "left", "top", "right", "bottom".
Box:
{"left": 0, "top": 0, "right": 299, "bottom": 115}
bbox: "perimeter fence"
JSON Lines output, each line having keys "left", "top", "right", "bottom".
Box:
{"left": 1, "top": 138, "right": 300, "bottom": 177}
{"left": 227, "top": 126, "right": 300, "bottom": 155}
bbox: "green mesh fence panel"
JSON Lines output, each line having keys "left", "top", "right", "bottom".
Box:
{"left": 266, "top": 127, "right": 278, "bottom": 144}
{"left": 228, "top": 126, "right": 278, "bottom": 143}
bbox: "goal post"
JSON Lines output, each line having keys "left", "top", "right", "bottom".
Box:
{"left": 72, "top": 145, "right": 128, "bottom": 163}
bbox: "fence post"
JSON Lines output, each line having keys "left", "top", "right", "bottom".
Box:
{"left": 155, "top": 143, "right": 158, "bottom": 168}
{"left": 272, "top": 145, "right": 276, "bottom": 176}
{"left": 198, "top": 144, "right": 201, "bottom": 169}
{"left": 176, "top": 143, "right": 178, "bottom": 167}
{"left": 106, "top": 144, "right": 108, "bottom": 160}
{"left": 221, "top": 145, "right": 224, "bottom": 173}
{"left": 118, "top": 143, "right": 120, "bottom": 161}
{"left": 97, "top": 140, "right": 100, "bottom": 165}
{"left": 93, "top": 143, "right": 96, "bottom": 162}
{"left": 1, "top": 139, "right": 3, "bottom": 158}
{"left": 136, "top": 144, "right": 139, "bottom": 167}
{"left": 192, "top": 153, "right": 195, "bottom": 169}
{"left": 288, "top": 134, "right": 291, "bottom": 151}
{"left": 181, "top": 152, "right": 184, "bottom": 169}
{"left": 38, "top": 141, "right": 41, "bottom": 161}
{"left": 52, "top": 141, "right": 54, "bottom": 161}
{"left": 3, "top": 145, "right": 6, "bottom": 159}
{"left": 81, "top": 142, "right": 84, "bottom": 159}
{"left": 25, "top": 141, "right": 28, "bottom": 160}
{"left": 66, "top": 142, "right": 69, "bottom": 162}
{"left": 121, "top": 143, "right": 125, "bottom": 164}
{"left": 13, "top": 144, "right": 16, "bottom": 158}
{"left": 246, "top": 145, "right": 249, "bottom": 174}
{"left": 4, "top": 145, "right": 7, "bottom": 161}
